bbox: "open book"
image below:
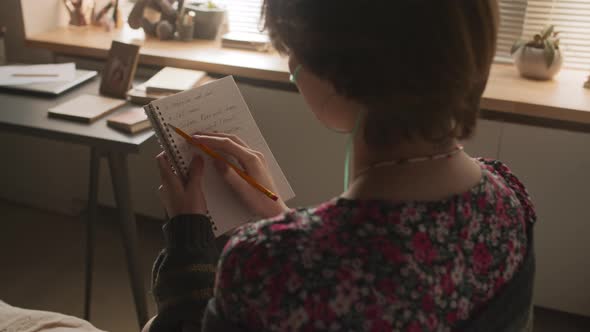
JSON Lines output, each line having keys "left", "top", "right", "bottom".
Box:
{"left": 144, "top": 76, "right": 295, "bottom": 236}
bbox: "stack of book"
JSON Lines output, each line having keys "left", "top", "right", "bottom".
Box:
{"left": 107, "top": 107, "right": 152, "bottom": 134}
{"left": 127, "top": 67, "right": 210, "bottom": 105}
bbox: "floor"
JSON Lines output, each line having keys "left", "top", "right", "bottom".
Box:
{"left": 1, "top": 200, "right": 590, "bottom": 332}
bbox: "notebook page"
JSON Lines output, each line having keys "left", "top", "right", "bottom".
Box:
{"left": 149, "top": 76, "right": 295, "bottom": 236}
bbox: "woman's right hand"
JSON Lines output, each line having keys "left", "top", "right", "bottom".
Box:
{"left": 193, "top": 132, "right": 289, "bottom": 219}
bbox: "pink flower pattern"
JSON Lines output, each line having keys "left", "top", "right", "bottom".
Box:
{"left": 215, "top": 159, "right": 535, "bottom": 331}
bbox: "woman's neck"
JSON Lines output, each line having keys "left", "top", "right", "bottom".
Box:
{"left": 342, "top": 135, "right": 482, "bottom": 202}
{"left": 354, "top": 137, "right": 459, "bottom": 172}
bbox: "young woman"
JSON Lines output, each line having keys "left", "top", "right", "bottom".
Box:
{"left": 150, "top": 0, "right": 536, "bottom": 331}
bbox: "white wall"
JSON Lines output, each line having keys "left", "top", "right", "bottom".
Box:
{"left": 1, "top": 0, "right": 53, "bottom": 63}
{"left": 20, "top": 0, "right": 68, "bottom": 37}
{"left": 500, "top": 123, "right": 590, "bottom": 316}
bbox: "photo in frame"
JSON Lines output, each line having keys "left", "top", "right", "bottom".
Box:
{"left": 99, "top": 40, "right": 140, "bottom": 98}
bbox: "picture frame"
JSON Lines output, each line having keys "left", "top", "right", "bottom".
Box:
{"left": 99, "top": 40, "right": 140, "bottom": 98}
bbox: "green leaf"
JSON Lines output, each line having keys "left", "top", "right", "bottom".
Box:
{"left": 544, "top": 39, "right": 556, "bottom": 68}
{"left": 542, "top": 25, "right": 554, "bottom": 40}
{"left": 511, "top": 40, "right": 526, "bottom": 55}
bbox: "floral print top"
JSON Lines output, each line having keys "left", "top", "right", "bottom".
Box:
{"left": 214, "top": 159, "right": 536, "bottom": 332}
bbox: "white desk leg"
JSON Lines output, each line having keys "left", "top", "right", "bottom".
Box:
{"left": 84, "top": 148, "right": 101, "bottom": 321}
{"left": 108, "top": 152, "right": 149, "bottom": 328}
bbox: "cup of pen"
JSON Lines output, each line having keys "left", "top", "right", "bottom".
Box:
{"left": 177, "top": 11, "right": 195, "bottom": 42}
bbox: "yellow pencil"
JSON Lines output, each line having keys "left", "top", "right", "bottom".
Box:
{"left": 167, "top": 123, "right": 279, "bottom": 201}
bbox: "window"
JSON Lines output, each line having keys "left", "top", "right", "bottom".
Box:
{"left": 218, "top": 0, "right": 590, "bottom": 71}
{"left": 216, "top": 0, "right": 265, "bottom": 36}
{"left": 496, "top": 0, "right": 528, "bottom": 62}
{"left": 521, "top": 0, "right": 590, "bottom": 70}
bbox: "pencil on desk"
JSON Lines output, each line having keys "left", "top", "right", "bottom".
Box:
{"left": 167, "top": 123, "right": 279, "bottom": 201}
{"left": 11, "top": 73, "right": 59, "bottom": 77}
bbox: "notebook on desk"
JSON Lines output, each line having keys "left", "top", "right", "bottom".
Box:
{"left": 144, "top": 76, "right": 295, "bottom": 236}
{"left": 0, "top": 69, "right": 97, "bottom": 95}
{"left": 127, "top": 68, "right": 211, "bottom": 105}
{"left": 49, "top": 94, "right": 126, "bottom": 123}
{"left": 144, "top": 67, "right": 207, "bottom": 94}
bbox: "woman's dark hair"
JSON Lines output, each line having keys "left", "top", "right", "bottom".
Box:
{"left": 262, "top": 0, "right": 499, "bottom": 146}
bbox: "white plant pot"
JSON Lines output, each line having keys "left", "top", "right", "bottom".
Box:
{"left": 192, "top": 7, "right": 226, "bottom": 40}
{"left": 513, "top": 46, "right": 563, "bottom": 80}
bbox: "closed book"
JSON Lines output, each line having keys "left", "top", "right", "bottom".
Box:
{"left": 221, "top": 32, "right": 270, "bottom": 52}
{"left": 48, "top": 94, "right": 126, "bottom": 123}
{"left": 127, "top": 82, "right": 173, "bottom": 105}
{"left": 127, "top": 75, "right": 213, "bottom": 106}
{"left": 107, "top": 108, "right": 151, "bottom": 133}
{"left": 144, "top": 67, "right": 207, "bottom": 94}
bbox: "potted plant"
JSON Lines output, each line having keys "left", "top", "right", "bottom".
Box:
{"left": 185, "top": 1, "right": 226, "bottom": 40}
{"left": 511, "top": 25, "right": 563, "bottom": 80}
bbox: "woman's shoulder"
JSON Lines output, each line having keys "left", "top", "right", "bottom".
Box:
{"left": 477, "top": 158, "right": 536, "bottom": 224}
{"left": 214, "top": 207, "right": 325, "bottom": 319}
{"left": 219, "top": 204, "right": 328, "bottom": 257}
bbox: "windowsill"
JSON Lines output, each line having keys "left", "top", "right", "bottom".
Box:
{"left": 26, "top": 24, "right": 289, "bottom": 83}
{"left": 25, "top": 25, "right": 590, "bottom": 130}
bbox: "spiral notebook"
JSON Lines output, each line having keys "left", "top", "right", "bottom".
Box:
{"left": 144, "top": 76, "right": 295, "bottom": 236}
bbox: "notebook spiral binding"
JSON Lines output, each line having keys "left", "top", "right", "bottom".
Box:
{"left": 144, "top": 103, "right": 218, "bottom": 234}
{"left": 144, "top": 104, "right": 188, "bottom": 177}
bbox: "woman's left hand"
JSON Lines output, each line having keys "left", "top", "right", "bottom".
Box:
{"left": 156, "top": 152, "right": 208, "bottom": 218}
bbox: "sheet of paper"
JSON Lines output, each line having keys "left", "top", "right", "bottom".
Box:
{"left": 148, "top": 76, "right": 295, "bottom": 236}
{"left": 0, "top": 63, "right": 76, "bottom": 86}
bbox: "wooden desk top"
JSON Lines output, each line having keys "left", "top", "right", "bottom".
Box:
{"left": 482, "top": 65, "right": 590, "bottom": 127}
{"left": 26, "top": 26, "right": 590, "bottom": 128}
{"left": 0, "top": 78, "right": 153, "bottom": 153}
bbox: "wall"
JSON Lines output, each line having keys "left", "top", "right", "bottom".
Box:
{"left": 0, "top": 0, "right": 55, "bottom": 63}
{"left": 500, "top": 123, "right": 590, "bottom": 316}
{"left": 20, "top": 0, "right": 68, "bottom": 37}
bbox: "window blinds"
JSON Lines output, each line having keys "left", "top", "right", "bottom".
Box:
{"left": 216, "top": 0, "right": 265, "bottom": 36}
{"left": 216, "top": 0, "right": 590, "bottom": 70}
{"left": 496, "top": 0, "right": 528, "bottom": 62}
{"left": 522, "top": 0, "right": 590, "bottom": 70}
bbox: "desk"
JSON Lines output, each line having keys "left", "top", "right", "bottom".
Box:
{"left": 0, "top": 78, "right": 151, "bottom": 327}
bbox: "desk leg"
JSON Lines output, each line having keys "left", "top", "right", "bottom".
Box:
{"left": 108, "top": 152, "right": 148, "bottom": 328}
{"left": 84, "top": 148, "right": 100, "bottom": 321}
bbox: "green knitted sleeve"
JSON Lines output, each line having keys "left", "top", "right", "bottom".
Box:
{"left": 149, "top": 214, "right": 220, "bottom": 332}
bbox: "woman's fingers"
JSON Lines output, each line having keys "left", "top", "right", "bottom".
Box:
{"left": 156, "top": 152, "right": 183, "bottom": 192}
{"left": 186, "top": 155, "right": 205, "bottom": 188}
{"left": 185, "top": 155, "right": 208, "bottom": 215}
{"left": 155, "top": 152, "right": 209, "bottom": 217}
{"left": 195, "top": 131, "right": 250, "bottom": 148}
{"left": 193, "top": 135, "right": 262, "bottom": 170}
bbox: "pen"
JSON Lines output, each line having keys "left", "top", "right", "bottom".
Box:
{"left": 167, "top": 123, "right": 279, "bottom": 201}
{"left": 11, "top": 73, "right": 59, "bottom": 77}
